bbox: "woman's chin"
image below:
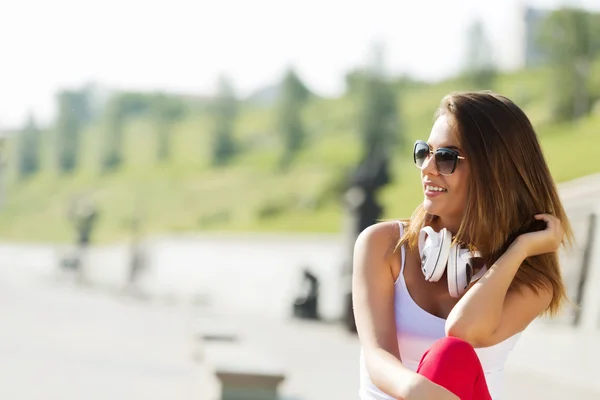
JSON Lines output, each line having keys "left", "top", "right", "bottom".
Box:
{"left": 423, "top": 200, "right": 462, "bottom": 226}
{"left": 423, "top": 199, "right": 447, "bottom": 220}
{"left": 423, "top": 198, "right": 437, "bottom": 214}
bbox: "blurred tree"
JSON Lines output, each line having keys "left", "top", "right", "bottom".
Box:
{"left": 117, "top": 92, "right": 155, "bottom": 117}
{"left": 17, "top": 112, "right": 41, "bottom": 180}
{"left": 97, "top": 90, "right": 187, "bottom": 169}
{"left": 55, "top": 91, "right": 84, "bottom": 174}
{"left": 210, "top": 75, "right": 238, "bottom": 166}
{"left": 76, "top": 83, "right": 101, "bottom": 127}
{"left": 538, "top": 8, "right": 600, "bottom": 121}
{"left": 589, "top": 12, "right": 600, "bottom": 57}
{"left": 152, "top": 93, "right": 186, "bottom": 162}
{"left": 0, "top": 138, "right": 6, "bottom": 209}
{"left": 358, "top": 43, "right": 402, "bottom": 159}
{"left": 462, "top": 19, "right": 497, "bottom": 89}
{"left": 346, "top": 69, "right": 423, "bottom": 96}
{"left": 100, "top": 96, "right": 126, "bottom": 172}
{"left": 276, "top": 68, "right": 311, "bottom": 169}
{"left": 344, "top": 68, "right": 367, "bottom": 96}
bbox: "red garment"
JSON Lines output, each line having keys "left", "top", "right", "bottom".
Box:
{"left": 416, "top": 337, "right": 492, "bottom": 400}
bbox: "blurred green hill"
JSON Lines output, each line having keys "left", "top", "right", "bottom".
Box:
{"left": 1, "top": 64, "right": 600, "bottom": 244}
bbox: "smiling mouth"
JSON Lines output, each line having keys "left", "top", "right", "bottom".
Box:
{"left": 424, "top": 185, "right": 447, "bottom": 192}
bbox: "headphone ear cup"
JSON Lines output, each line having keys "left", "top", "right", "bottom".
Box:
{"left": 419, "top": 227, "right": 449, "bottom": 282}
{"left": 419, "top": 227, "right": 436, "bottom": 281}
{"left": 426, "top": 228, "right": 451, "bottom": 282}
{"left": 448, "top": 246, "right": 480, "bottom": 298}
{"left": 418, "top": 226, "right": 435, "bottom": 256}
{"left": 468, "top": 250, "right": 488, "bottom": 282}
{"left": 447, "top": 243, "right": 464, "bottom": 298}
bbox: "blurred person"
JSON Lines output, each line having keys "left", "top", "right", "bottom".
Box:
{"left": 353, "top": 91, "right": 571, "bottom": 400}
{"left": 292, "top": 267, "right": 320, "bottom": 319}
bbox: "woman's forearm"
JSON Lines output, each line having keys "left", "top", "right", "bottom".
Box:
{"left": 365, "top": 348, "right": 419, "bottom": 400}
{"left": 445, "top": 243, "right": 527, "bottom": 346}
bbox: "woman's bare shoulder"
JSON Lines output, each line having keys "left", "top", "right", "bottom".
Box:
{"left": 355, "top": 220, "right": 405, "bottom": 259}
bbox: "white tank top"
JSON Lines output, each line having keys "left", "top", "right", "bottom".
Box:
{"left": 359, "top": 222, "right": 521, "bottom": 400}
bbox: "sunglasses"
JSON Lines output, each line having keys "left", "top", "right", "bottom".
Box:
{"left": 413, "top": 140, "right": 465, "bottom": 176}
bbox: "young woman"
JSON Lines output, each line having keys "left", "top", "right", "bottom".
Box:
{"left": 353, "top": 91, "right": 572, "bottom": 400}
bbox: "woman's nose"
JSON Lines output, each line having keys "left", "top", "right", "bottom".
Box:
{"left": 421, "top": 152, "right": 438, "bottom": 175}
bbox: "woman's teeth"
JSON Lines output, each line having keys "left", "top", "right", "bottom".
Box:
{"left": 426, "top": 185, "right": 447, "bottom": 192}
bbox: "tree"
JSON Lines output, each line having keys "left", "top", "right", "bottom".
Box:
{"left": 344, "top": 68, "right": 368, "bottom": 96}
{"left": 0, "top": 138, "right": 7, "bottom": 209}
{"left": 462, "top": 19, "right": 497, "bottom": 89}
{"left": 537, "top": 8, "right": 600, "bottom": 121}
{"left": 358, "top": 43, "right": 402, "bottom": 160}
{"left": 100, "top": 96, "right": 126, "bottom": 172}
{"left": 151, "top": 93, "right": 186, "bottom": 162}
{"left": 55, "top": 91, "right": 83, "bottom": 174}
{"left": 17, "top": 112, "right": 42, "bottom": 180}
{"left": 210, "top": 75, "right": 238, "bottom": 166}
{"left": 276, "top": 68, "right": 311, "bottom": 169}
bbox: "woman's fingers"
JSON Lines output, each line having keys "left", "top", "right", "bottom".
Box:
{"left": 534, "top": 213, "right": 563, "bottom": 238}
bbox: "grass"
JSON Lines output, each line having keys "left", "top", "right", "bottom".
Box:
{"left": 1, "top": 65, "right": 599, "bottom": 243}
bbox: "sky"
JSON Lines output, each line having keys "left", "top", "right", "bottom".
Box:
{"left": 1, "top": 0, "right": 598, "bottom": 129}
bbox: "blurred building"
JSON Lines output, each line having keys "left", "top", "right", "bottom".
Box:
{"left": 511, "top": 3, "right": 551, "bottom": 69}
{"left": 522, "top": 6, "right": 550, "bottom": 67}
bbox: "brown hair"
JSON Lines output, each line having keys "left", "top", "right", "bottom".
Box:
{"left": 398, "top": 91, "right": 573, "bottom": 316}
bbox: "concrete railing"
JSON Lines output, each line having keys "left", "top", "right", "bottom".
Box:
{"left": 542, "top": 203, "right": 600, "bottom": 329}
{"left": 575, "top": 208, "right": 600, "bottom": 331}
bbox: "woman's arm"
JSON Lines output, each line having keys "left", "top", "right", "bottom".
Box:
{"left": 353, "top": 222, "right": 458, "bottom": 400}
{"left": 445, "top": 214, "right": 563, "bottom": 348}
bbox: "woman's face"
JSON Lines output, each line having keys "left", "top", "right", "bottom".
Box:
{"left": 419, "top": 114, "right": 470, "bottom": 232}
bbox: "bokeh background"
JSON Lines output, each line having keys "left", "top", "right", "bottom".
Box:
{"left": 1, "top": 0, "right": 600, "bottom": 399}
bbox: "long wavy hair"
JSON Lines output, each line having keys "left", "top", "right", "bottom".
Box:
{"left": 397, "top": 91, "right": 573, "bottom": 316}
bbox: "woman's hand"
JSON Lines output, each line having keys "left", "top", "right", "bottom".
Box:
{"left": 512, "top": 213, "right": 564, "bottom": 259}
{"left": 405, "top": 375, "right": 460, "bottom": 400}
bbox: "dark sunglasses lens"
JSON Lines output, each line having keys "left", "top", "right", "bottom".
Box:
{"left": 414, "top": 142, "right": 429, "bottom": 167}
{"left": 435, "top": 149, "right": 458, "bottom": 175}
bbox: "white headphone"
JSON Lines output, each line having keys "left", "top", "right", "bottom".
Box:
{"left": 418, "top": 226, "right": 488, "bottom": 298}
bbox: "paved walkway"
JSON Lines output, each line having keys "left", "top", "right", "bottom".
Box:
{"left": 2, "top": 272, "right": 597, "bottom": 400}
{"left": 3, "top": 270, "right": 596, "bottom": 400}
{"left": 0, "top": 277, "right": 197, "bottom": 400}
